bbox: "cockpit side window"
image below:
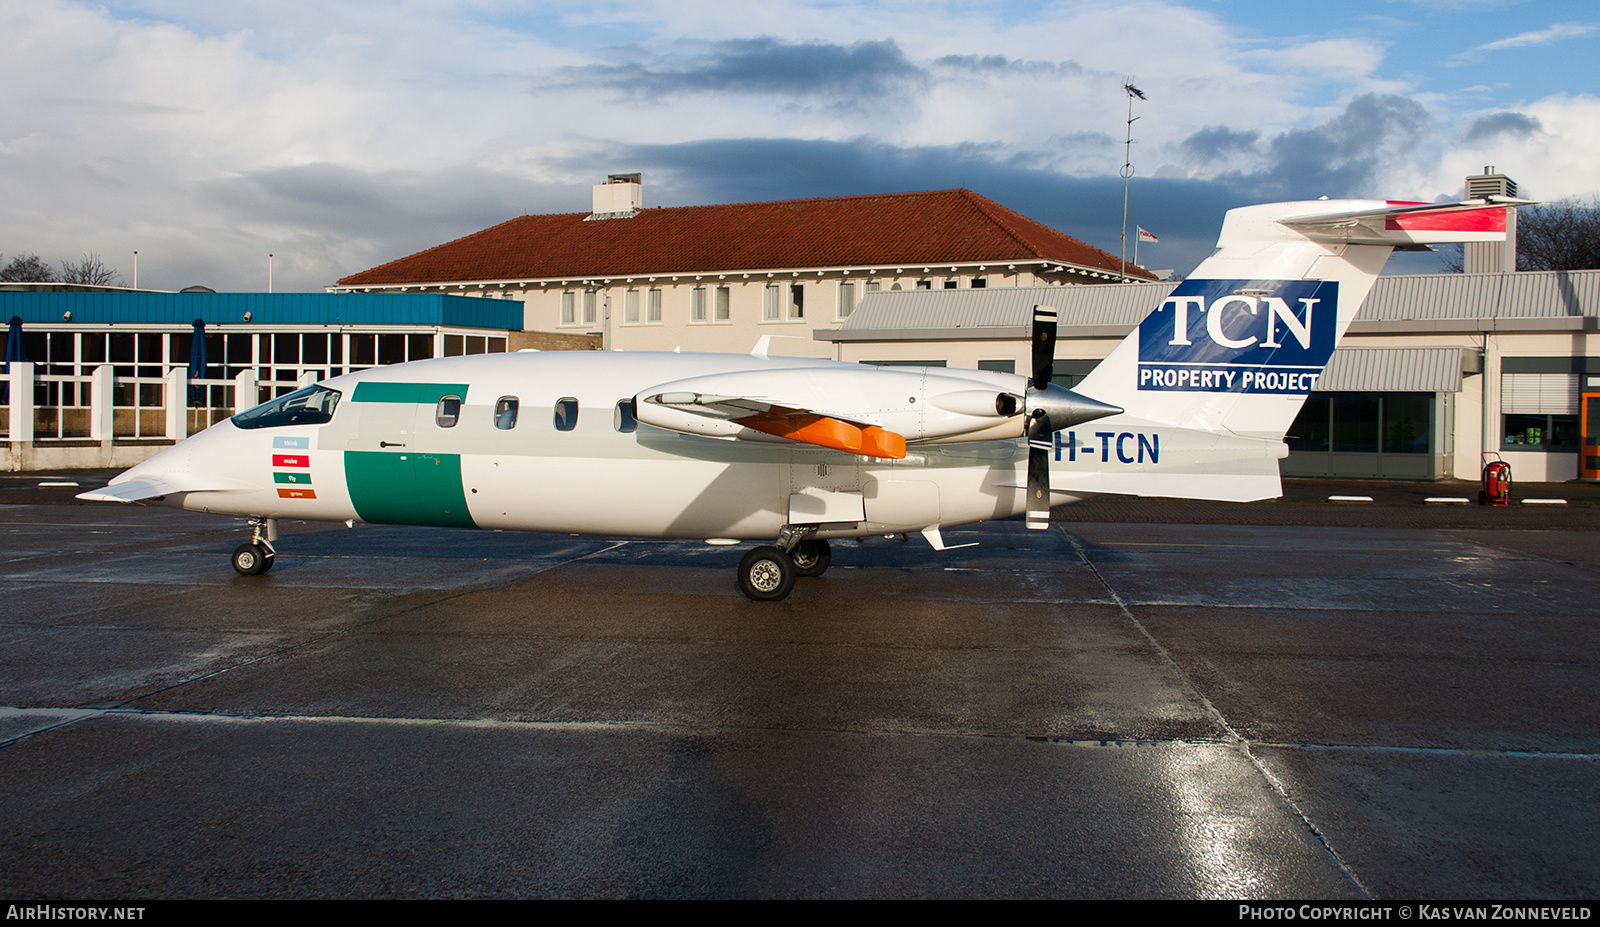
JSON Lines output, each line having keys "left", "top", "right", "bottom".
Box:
{"left": 554, "top": 398, "right": 579, "bottom": 432}
{"left": 494, "top": 397, "right": 519, "bottom": 430}
{"left": 436, "top": 395, "right": 462, "bottom": 428}
{"left": 232, "top": 384, "right": 342, "bottom": 430}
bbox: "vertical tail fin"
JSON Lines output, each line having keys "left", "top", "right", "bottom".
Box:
{"left": 1075, "top": 197, "right": 1525, "bottom": 440}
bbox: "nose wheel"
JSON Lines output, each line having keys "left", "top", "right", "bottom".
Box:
{"left": 232, "top": 543, "right": 275, "bottom": 576}
{"left": 232, "top": 516, "right": 278, "bottom": 576}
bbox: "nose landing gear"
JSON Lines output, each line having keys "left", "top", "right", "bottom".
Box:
{"left": 231, "top": 516, "right": 278, "bottom": 576}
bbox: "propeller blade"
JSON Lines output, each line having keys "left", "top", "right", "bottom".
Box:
{"left": 1031, "top": 305, "right": 1057, "bottom": 389}
{"left": 1025, "top": 417, "right": 1052, "bottom": 530}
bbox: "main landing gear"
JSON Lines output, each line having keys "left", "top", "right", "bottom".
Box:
{"left": 737, "top": 526, "right": 831, "bottom": 602}
{"left": 232, "top": 516, "right": 278, "bottom": 576}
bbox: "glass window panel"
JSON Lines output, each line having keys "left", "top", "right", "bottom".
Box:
{"left": 494, "top": 397, "right": 518, "bottom": 430}
{"left": 554, "top": 398, "right": 578, "bottom": 432}
{"left": 444, "top": 335, "right": 464, "bottom": 357}
{"left": 303, "top": 334, "right": 329, "bottom": 365}
{"left": 275, "top": 333, "right": 300, "bottom": 364}
{"left": 1331, "top": 393, "right": 1379, "bottom": 453}
{"left": 1383, "top": 393, "right": 1431, "bottom": 454}
{"left": 1503, "top": 413, "right": 1545, "bottom": 446}
{"left": 715, "top": 286, "right": 730, "bottom": 321}
{"left": 1287, "top": 394, "right": 1330, "bottom": 452}
{"left": 81, "top": 333, "right": 105, "bottom": 365}
{"left": 378, "top": 333, "right": 406, "bottom": 365}
{"left": 351, "top": 334, "right": 376, "bottom": 366}
{"left": 647, "top": 289, "right": 662, "bottom": 323}
{"left": 625, "top": 289, "right": 640, "bottom": 324}
{"left": 466, "top": 336, "right": 485, "bottom": 355}
{"left": 407, "top": 333, "right": 432, "bottom": 361}
{"left": 435, "top": 396, "right": 461, "bottom": 428}
{"left": 1551, "top": 414, "right": 1579, "bottom": 447}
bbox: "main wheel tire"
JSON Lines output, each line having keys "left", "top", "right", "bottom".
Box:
{"left": 232, "top": 543, "right": 268, "bottom": 576}
{"left": 260, "top": 550, "right": 276, "bottom": 573}
{"left": 739, "top": 545, "right": 796, "bottom": 601}
{"left": 790, "top": 538, "right": 832, "bottom": 577}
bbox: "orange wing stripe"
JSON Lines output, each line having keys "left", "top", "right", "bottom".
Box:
{"left": 733, "top": 408, "right": 906, "bottom": 459}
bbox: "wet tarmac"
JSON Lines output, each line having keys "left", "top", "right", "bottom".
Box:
{"left": 1, "top": 473, "right": 1597, "bottom": 898}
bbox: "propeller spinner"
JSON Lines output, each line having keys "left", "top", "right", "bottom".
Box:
{"left": 1023, "top": 305, "right": 1122, "bottom": 529}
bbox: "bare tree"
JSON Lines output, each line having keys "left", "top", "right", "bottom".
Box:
{"left": 0, "top": 252, "right": 57, "bottom": 282}
{"left": 1516, "top": 197, "right": 1600, "bottom": 272}
{"left": 59, "top": 252, "right": 124, "bottom": 286}
{"left": 1438, "top": 197, "right": 1600, "bottom": 273}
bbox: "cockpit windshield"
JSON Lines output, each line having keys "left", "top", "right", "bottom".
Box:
{"left": 232, "top": 384, "right": 343, "bottom": 429}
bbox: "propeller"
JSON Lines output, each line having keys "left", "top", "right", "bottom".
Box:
{"left": 1022, "top": 305, "right": 1123, "bottom": 529}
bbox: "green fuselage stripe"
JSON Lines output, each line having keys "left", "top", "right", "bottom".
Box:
{"left": 352, "top": 382, "right": 470, "bottom": 404}
{"left": 344, "top": 450, "right": 477, "bottom": 529}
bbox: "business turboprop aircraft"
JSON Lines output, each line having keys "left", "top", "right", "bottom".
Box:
{"left": 80, "top": 196, "right": 1520, "bottom": 599}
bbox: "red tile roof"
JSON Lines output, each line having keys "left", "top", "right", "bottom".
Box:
{"left": 337, "top": 189, "right": 1154, "bottom": 286}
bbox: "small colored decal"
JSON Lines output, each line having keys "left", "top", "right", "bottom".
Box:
{"left": 273, "top": 472, "right": 311, "bottom": 485}
{"left": 272, "top": 454, "right": 309, "bottom": 467}
{"left": 272, "top": 436, "right": 310, "bottom": 449}
{"left": 277, "top": 488, "right": 317, "bottom": 500}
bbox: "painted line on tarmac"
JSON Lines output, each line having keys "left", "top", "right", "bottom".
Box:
{"left": 1061, "top": 525, "right": 1375, "bottom": 900}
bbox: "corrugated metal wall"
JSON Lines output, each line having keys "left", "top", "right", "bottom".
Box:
{"left": 1315, "top": 347, "right": 1463, "bottom": 392}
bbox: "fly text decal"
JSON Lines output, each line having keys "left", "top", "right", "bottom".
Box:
{"left": 1137, "top": 278, "right": 1338, "bottom": 394}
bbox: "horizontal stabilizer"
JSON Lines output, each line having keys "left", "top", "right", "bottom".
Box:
{"left": 1279, "top": 197, "right": 1533, "bottom": 247}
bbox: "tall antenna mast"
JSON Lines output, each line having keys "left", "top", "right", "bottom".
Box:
{"left": 1119, "top": 82, "right": 1146, "bottom": 283}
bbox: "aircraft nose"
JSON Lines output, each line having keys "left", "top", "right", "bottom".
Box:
{"left": 78, "top": 419, "right": 241, "bottom": 503}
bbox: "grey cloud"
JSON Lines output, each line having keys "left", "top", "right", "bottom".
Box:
{"left": 193, "top": 163, "right": 587, "bottom": 290}
{"left": 558, "top": 37, "right": 926, "bottom": 101}
{"left": 1205, "top": 94, "right": 1433, "bottom": 200}
{"left": 1180, "top": 126, "right": 1261, "bottom": 163}
{"left": 1462, "top": 111, "right": 1542, "bottom": 143}
{"left": 930, "top": 54, "right": 1085, "bottom": 77}
{"left": 568, "top": 136, "right": 1238, "bottom": 278}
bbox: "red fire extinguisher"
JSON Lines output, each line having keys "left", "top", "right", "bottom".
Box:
{"left": 1481, "top": 458, "right": 1512, "bottom": 506}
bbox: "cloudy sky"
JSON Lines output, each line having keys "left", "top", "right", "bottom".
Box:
{"left": 3, "top": 0, "right": 1597, "bottom": 292}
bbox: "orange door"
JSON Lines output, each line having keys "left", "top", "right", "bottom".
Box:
{"left": 1582, "top": 393, "right": 1600, "bottom": 481}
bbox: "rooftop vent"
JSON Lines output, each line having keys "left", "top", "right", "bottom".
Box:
{"left": 1463, "top": 166, "right": 1518, "bottom": 274}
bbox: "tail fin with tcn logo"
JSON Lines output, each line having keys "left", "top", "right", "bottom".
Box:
{"left": 1062, "top": 196, "right": 1526, "bottom": 503}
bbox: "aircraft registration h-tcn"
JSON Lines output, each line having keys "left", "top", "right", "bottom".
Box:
{"left": 81, "top": 196, "right": 1523, "bottom": 600}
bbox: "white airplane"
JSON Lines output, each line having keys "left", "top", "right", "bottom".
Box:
{"left": 80, "top": 196, "right": 1521, "bottom": 599}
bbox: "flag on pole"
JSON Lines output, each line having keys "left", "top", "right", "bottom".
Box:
{"left": 1137, "top": 227, "right": 1159, "bottom": 243}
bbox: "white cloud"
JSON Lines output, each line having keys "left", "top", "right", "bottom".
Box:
{"left": 1449, "top": 20, "right": 1599, "bottom": 63}
{"left": 0, "top": 0, "right": 1586, "bottom": 290}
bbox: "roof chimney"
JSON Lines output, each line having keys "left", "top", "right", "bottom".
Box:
{"left": 1463, "top": 166, "right": 1518, "bottom": 273}
{"left": 588, "top": 173, "right": 642, "bottom": 221}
